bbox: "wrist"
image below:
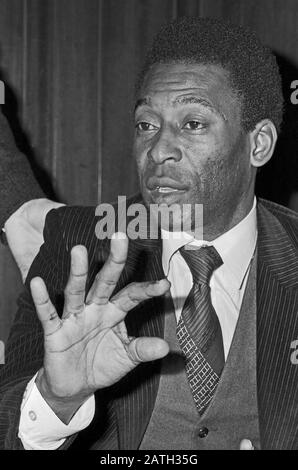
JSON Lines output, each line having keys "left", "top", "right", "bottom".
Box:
{"left": 35, "top": 369, "right": 90, "bottom": 424}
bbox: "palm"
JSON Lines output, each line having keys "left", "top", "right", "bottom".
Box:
{"left": 31, "top": 234, "right": 170, "bottom": 405}
{"left": 43, "top": 306, "right": 135, "bottom": 397}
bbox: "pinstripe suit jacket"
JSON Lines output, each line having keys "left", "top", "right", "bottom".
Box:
{"left": 0, "top": 196, "right": 297, "bottom": 450}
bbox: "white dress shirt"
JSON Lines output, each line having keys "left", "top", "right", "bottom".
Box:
{"left": 19, "top": 373, "right": 95, "bottom": 450}
{"left": 162, "top": 197, "right": 257, "bottom": 359}
{"left": 19, "top": 198, "right": 257, "bottom": 449}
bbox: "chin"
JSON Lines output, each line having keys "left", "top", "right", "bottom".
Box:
{"left": 157, "top": 207, "right": 196, "bottom": 234}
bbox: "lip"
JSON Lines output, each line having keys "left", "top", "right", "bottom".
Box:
{"left": 146, "top": 177, "right": 188, "bottom": 192}
{"left": 149, "top": 188, "right": 186, "bottom": 205}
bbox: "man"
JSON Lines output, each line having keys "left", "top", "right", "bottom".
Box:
{"left": 0, "top": 17, "right": 297, "bottom": 450}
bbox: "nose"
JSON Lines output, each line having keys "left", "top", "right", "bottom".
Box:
{"left": 147, "top": 128, "right": 182, "bottom": 165}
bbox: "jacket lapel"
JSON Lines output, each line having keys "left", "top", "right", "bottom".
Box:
{"left": 112, "top": 237, "right": 167, "bottom": 450}
{"left": 115, "top": 200, "right": 298, "bottom": 450}
{"left": 257, "top": 200, "right": 298, "bottom": 449}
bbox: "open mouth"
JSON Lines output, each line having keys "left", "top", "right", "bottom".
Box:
{"left": 148, "top": 186, "right": 187, "bottom": 204}
{"left": 155, "top": 186, "right": 180, "bottom": 193}
{"left": 145, "top": 177, "right": 188, "bottom": 202}
{"left": 146, "top": 177, "right": 187, "bottom": 192}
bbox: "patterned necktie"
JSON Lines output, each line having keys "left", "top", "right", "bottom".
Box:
{"left": 176, "top": 245, "right": 225, "bottom": 414}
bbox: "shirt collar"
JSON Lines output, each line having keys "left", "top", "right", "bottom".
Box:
{"left": 161, "top": 197, "right": 257, "bottom": 290}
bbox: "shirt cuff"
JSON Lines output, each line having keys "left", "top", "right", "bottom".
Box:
{"left": 18, "top": 373, "right": 95, "bottom": 450}
{"left": 1, "top": 199, "right": 42, "bottom": 244}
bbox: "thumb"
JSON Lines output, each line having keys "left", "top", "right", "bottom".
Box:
{"left": 127, "top": 337, "right": 169, "bottom": 364}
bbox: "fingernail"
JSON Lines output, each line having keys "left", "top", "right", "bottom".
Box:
{"left": 158, "top": 279, "right": 171, "bottom": 288}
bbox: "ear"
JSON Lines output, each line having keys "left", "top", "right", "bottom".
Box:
{"left": 249, "top": 119, "right": 278, "bottom": 168}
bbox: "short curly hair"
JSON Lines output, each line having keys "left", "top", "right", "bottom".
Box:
{"left": 136, "top": 17, "right": 284, "bottom": 133}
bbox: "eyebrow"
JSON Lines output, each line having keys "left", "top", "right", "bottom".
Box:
{"left": 134, "top": 97, "right": 151, "bottom": 111}
{"left": 134, "top": 95, "right": 226, "bottom": 120}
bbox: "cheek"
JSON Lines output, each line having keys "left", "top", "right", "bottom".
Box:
{"left": 182, "top": 139, "right": 219, "bottom": 183}
{"left": 133, "top": 141, "right": 147, "bottom": 173}
{"left": 205, "top": 133, "right": 250, "bottom": 196}
{"left": 184, "top": 131, "right": 247, "bottom": 194}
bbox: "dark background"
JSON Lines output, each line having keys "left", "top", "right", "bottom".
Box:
{"left": 1, "top": 0, "right": 298, "bottom": 342}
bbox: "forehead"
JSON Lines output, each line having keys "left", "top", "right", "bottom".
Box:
{"left": 136, "top": 63, "right": 241, "bottom": 122}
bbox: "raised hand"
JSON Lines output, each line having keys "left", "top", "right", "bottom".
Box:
{"left": 30, "top": 233, "right": 170, "bottom": 422}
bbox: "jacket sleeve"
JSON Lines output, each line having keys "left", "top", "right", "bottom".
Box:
{"left": 0, "top": 205, "right": 119, "bottom": 450}
{"left": 0, "top": 109, "right": 44, "bottom": 229}
{"left": 0, "top": 207, "right": 69, "bottom": 449}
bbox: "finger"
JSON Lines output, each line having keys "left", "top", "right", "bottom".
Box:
{"left": 63, "top": 245, "right": 88, "bottom": 318}
{"left": 239, "top": 439, "right": 254, "bottom": 450}
{"left": 99, "top": 280, "right": 170, "bottom": 330}
{"left": 30, "top": 277, "right": 61, "bottom": 336}
{"left": 111, "top": 279, "right": 170, "bottom": 313}
{"left": 113, "top": 320, "right": 129, "bottom": 343}
{"left": 86, "top": 232, "right": 128, "bottom": 305}
{"left": 127, "top": 337, "right": 169, "bottom": 364}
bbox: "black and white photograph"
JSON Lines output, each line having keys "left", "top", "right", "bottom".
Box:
{"left": 0, "top": 0, "right": 297, "bottom": 453}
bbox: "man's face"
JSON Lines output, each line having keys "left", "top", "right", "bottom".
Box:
{"left": 133, "top": 62, "right": 255, "bottom": 237}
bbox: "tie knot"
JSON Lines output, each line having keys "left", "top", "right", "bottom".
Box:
{"left": 179, "top": 245, "right": 223, "bottom": 285}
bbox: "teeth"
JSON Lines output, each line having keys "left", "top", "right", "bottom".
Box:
{"left": 157, "top": 186, "right": 178, "bottom": 193}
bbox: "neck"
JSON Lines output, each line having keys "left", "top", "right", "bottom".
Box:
{"left": 196, "top": 194, "right": 255, "bottom": 242}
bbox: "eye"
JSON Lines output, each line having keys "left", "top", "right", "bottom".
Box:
{"left": 135, "top": 121, "right": 158, "bottom": 132}
{"left": 183, "top": 120, "right": 205, "bottom": 131}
